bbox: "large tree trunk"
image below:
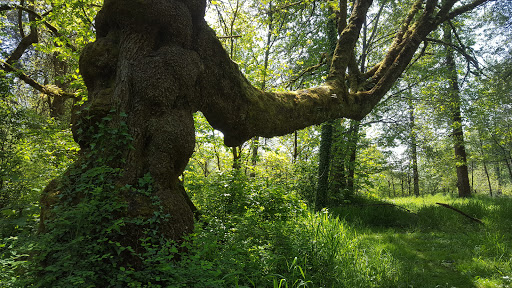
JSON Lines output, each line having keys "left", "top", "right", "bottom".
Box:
{"left": 39, "top": 0, "right": 490, "bottom": 260}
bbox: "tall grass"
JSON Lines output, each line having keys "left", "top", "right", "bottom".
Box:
{"left": 292, "top": 211, "right": 400, "bottom": 287}
{"left": 204, "top": 208, "right": 401, "bottom": 287}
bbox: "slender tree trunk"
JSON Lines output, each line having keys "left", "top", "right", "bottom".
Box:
{"left": 444, "top": 24, "right": 471, "bottom": 198}
{"left": 408, "top": 173, "right": 412, "bottom": 196}
{"left": 491, "top": 136, "right": 512, "bottom": 181}
{"left": 471, "top": 160, "right": 474, "bottom": 192}
{"left": 316, "top": 121, "right": 333, "bottom": 210}
{"left": 400, "top": 173, "right": 404, "bottom": 196}
{"left": 496, "top": 164, "right": 503, "bottom": 194}
{"left": 390, "top": 172, "right": 396, "bottom": 197}
{"left": 478, "top": 138, "right": 492, "bottom": 196}
{"left": 504, "top": 157, "right": 512, "bottom": 182}
{"left": 212, "top": 130, "right": 223, "bottom": 171}
{"left": 346, "top": 121, "right": 360, "bottom": 196}
{"left": 483, "top": 160, "right": 492, "bottom": 196}
{"left": 315, "top": 6, "right": 338, "bottom": 210}
{"left": 249, "top": 137, "right": 259, "bottom": 176}
{"left": 292, "top": 130, "right": 298, "bottom": 163}
{"left": 408, "top": 98, "right": 420, "bottom": 196}
{"left": 331, "top": 123, "right": 347, "bottom": 197}
{"left": 232, "top": 146, "right": 242, "bottom": 170}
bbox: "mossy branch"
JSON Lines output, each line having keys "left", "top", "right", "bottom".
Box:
{"left": 0, "top": 60, "right": 77, "bottom": 99}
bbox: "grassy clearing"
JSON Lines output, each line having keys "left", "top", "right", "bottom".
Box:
{"left": 332, "top": 194, "right": 512, "bottom": 288}
{"left": 187, "top": 192, "right": 512, "bottom": 287}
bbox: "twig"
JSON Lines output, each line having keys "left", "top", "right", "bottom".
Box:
{"left": 218, "top": 35, "right": 242, "bottom": 39}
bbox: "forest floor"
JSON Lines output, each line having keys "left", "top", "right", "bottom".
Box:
{"left": 333, "top": 194, "right": 512, "bottom": 288}
{"left": 2, "top": 189, "right": 511, "bottom": 287}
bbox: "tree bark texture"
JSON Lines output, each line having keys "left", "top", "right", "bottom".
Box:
{"left": 331, "top": 122, "right": 347, "bottom": 197}
{"left": 40, "top": 0, "right": 491, "bottom": 243}
{"left": 315, "top": 5, "right": 338, "bottom": 210}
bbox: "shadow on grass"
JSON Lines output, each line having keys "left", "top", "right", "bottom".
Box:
{"left": 360, "top": 232, "right": 479, "bottom": 288}
{"left": 330, "top": 195, "right": 512, "bottom": 288}
{"left": 330, "top": 196, "right": 419, "bottom": 229}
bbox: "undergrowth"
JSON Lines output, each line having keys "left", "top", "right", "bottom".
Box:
{"left": 2, "top": 114, "right": 512, "bottom": 288}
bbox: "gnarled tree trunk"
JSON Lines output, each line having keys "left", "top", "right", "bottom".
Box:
{"left": 40, "top": 0, "right": 490, "bottom": 250}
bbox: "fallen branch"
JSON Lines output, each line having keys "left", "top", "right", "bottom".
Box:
{"left": 435, "top": 202, "right": 484, "bottom": 225}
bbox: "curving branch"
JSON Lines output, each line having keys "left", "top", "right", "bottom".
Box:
{"left": 191, "top": 0, "right": 494, "bottom": 146}
{"left": 444, "top": 0, "right": 492, "bottom": 22}
{"left": 0, "top": 3, "right": 78, "bottom": 52}
{"left": 0, "top": 1, "right": 79, "bottom": 102}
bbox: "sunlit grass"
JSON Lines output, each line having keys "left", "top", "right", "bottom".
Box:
{"left": 348, "top": 194, "right": 512, "bottom": 288}
{"left": 217, "top": 193, "right": 512, "bottom": 287}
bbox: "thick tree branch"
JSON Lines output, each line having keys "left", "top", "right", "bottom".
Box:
{"left": 6, "top": 30, "right": 38, "bottom": 64}
{"left": 370, "top": 0, "right": 423, "bottom": 85}
{"left": 196, "top": 0, "right": 494, "bottom": 146}
{"left": 5, "top": 1, "right": 38, "bottom": 65}
{"left": 444, "top": 0, "right": 492, "bottom": 22}
{"left": 328, "top": 0, "right": 373, "bottom": 85}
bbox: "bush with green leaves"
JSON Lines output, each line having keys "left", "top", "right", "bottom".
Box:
{"left": 1, "top": 111, "right": 221, "bottom": 287}
{"left": 183, "top": 168, "right": 402, "bottom": 287}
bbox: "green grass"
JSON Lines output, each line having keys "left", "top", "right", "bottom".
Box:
{"left": 2, "top": 189, "right": 512, "bottom": 287}
{"left": 332, "top": 194, "right": 512, "bottom": 288}
{"left": 188, "top": 192, "right": 512, "bottom": 287}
